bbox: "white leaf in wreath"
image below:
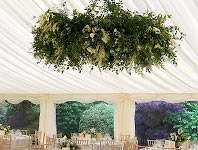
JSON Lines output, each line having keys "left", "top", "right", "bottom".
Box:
{"left": 90, "top": 33, "right": 95, "bottom": 38}
{"left": 101, "top": 29, "right": 110, "bottom": 44}
{"left": 153, "top": 27, "right": 161, "bottom": 34}
{"left": 87, "top": 47, "right": 95, "bottom": 54}
{"left": 154, "top": 44, "right": 162, "bottom": 49}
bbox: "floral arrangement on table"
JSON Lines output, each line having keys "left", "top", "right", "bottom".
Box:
{"left": 60, "top": 136, "right": 81, "bottom": 150}
{"left": 0, "top": 124, "right": 11, "bottom": 135}
{"left": 168, "top": 130, "right": 186, "bottom": 142}
{"left": 82, "top": 128, "right": 97, "bottom": 138}
{"left": 32, "top": 0, "right": 184, "bottom": 75}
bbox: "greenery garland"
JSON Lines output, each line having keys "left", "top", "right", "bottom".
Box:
{"left": 32, "top": 0, "right": 184, "bottom": 74}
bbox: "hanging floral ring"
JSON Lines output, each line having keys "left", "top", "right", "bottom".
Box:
{"left": 32, "top": 0, "right": 184, "bottom": 74}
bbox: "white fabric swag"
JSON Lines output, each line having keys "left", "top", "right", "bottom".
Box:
{"left": 39, "top": 99, "right": 57, "bottom": 141}
{"left": 114, "top": 100, "right": 135, "bottom": 140}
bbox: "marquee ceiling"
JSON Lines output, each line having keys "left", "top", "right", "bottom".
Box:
{"left": 0, "top": 0, "right": 198, "bottom": 103}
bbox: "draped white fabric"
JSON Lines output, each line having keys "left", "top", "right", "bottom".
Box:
{"left": 114, "top": 99, "right": 135, "bottom": 140}
{"left": 0, "top": 0, "right": 198, "bottom": 142}
{"left": 39, "top": 99, "right": 57, "bottom": 141}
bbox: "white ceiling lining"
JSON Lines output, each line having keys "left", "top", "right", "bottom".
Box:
{"left": 0, "top": 0, "right": 198, "bottom": 104}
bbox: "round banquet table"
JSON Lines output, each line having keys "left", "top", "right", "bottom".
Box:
{"left": 11, "top": 135, "right": 29, "bottom": 150}
{"left": 92, "top": 141, "right": 122, "bottom": 150}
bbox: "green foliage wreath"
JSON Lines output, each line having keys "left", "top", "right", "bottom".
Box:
{"left": 32, "top": 0, "right": 184, "bottom": 74}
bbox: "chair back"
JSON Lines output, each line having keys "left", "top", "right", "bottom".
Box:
{"left": 4, "top": 135, "right": 12, "bottom": 150}
{"left": 130, "top": 139, "right": 138, "bottom": 145}
{"left": 0, "top": 135, "right": 5, "bottom": 150}
{"left": 100, "top": 140, "right": 114, "bottom": 150}
{"left": 128, "top": 142, "right": 148, "bottom": 150}
{"left": 79, "top": 133, "right": 84, "bottom": 140}
{"left": 163, "top": 148, "right": 181, "bottom": 150}
{"left": 45, "top": 136, "right": 54, "bottom": 149}
{"left": 100, "top": 140, "right": 114, "bottom": 146}
{"left": 96, "top": 133, "right": 103, "bottom": 142}
{"left": 85, "top": 134, "right": 91, "bottom": 141}
{"left": 147, "top": 140, "right": 156, "bottom": 147}
{"left": 53, "top": 134, "right": 63, "bottom": 145}
{"left": 75, "top": 139, "right": 89, "bottom": 145}
{"left": 20, "top": 130, "right": 28, "bottom": 135}
{"left": 35, "top": 130, "right": 42, "bottom": 138}
{"left": 71, "top": 133, "right": 77, "bottom": 137}
{"left": 121, "top": 135, "right": 130, "bottom": 141}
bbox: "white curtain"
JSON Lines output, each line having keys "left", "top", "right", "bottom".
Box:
{"left": 39, "top": 98, "right": 57, "bottom": 143}
{"left": 114, "top": 99, "right": 135, "bottom": 141}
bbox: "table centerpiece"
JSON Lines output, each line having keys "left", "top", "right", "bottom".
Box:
{"left": 168, "top": 130, "right": 187, "bottom": 148}
{"left": 0, "top": 124, "right": 11, "bottom": 135}
{"left": 60, "top": 136, "right": 81, "bottom": 150}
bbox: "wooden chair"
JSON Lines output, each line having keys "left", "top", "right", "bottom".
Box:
{"left": 100, "top": 140, "right": 114, "bottom": 150}
{"left": 4, "top": 135, "right": 12, "bottom": 150}
{"left": 130, "top": 139, "right": 138, "bottom": 145}
{"left": 53, "top": 133, "right": 63, "bottom": 148}
{"left": 56, "top": 133, "right": 62, "bottom": 138}
{"left": 96, "top": 133, "right": 103, "bottom": 142}
{"left": 35, "top": 130, "right": 42, "bottom": 140}
{"left": 163, "top": 148, "right": 181, "bottom": 150}
{"left": 71, "top": 133, "right": 77, "bottom": 137}
{"left": 74, "top": 139, "right": 89, "bottom": 150}
{"left": 75, "top": 139, "right": 89, "bottom": 145}
{"left": 127, "top": 143, "right": 148, "bottom": 150}
{"left": 147, "top": 140, "right": 157, "bottom": 147}
{"left": 0, "top": 135, "right": 5, "bottom": 150}
{"left": 29, "top": 134, "right": 43, "bottom": 150}
{"left": 43, "top": 135, "right": 54, "bottom": 149}
{"left": 85, "top": 134, "right": 91, "bottom": 141}
{"left": 79, "top": 133, "right": 84, "bottom": 140}
{"left": 121, "top": 135, "right": 130, "bottom": 142}
{"left": 20, "top": 130, "right": 28, "bottom": 135}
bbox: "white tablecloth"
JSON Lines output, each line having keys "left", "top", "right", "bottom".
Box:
{"left": 92, "top": 141, "right": 122, "bottom": 150}
{"left": 147, "top": 146, "right": 198, "bottom": 150}
{"left": 77, "top": 141, "right": 122, "bottom": 150}
{"left": 11, "top": 135, "right": 29, "bottom": 150}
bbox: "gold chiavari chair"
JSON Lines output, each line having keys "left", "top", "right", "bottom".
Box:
{"left": 57, "top": 133, "right": 62, "bottom": 138}
{"left": 163, "top": 148, "right": 181, "bottom": 150}
{"left": 100, "top": 140, "right": 115, "bottom": 150}
{"left": 74, "top": 139, "right": 89, "bottom": 150}
{"left": 127, "top": 142, "right": 148, "bottom": 150}
{"left": 121, "top": 135, "right": 131, "bottom": 150}
{"left": 96, "top": 133, "right": 103, "bottom": 142}
{"left": 130, "top": 139, "right": 138, "bottom": 145}
{"left": 43, "top": 135, "right": 54, "bottom": 149}
{"left": 79, "top": 133, "right": 84, "bottom": 140}
{"left": 121, "top": 135, "right": 130, "bottom": 142}
{"left": 20, "top": 130, "right": 28, "bottom": 135}
{"left": 71, "top": 133, "right": 77, "bottom": 137}
{"left": 0, "top": 135, "right": 5, "bottom": 150}
{"left": 3, "top": 135, "right": 12, "bottom": 150}
{"left": 35, "top": 130, "right": 42, "bottom": 141}
{"left": 29, "top": 133, "right": 43, "bottom": 150}
{"left": 147, "top": 140, "right": 157, "bottom": 147}
{"left": 53, "top": 133, "right": 63, "bottom": 148}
